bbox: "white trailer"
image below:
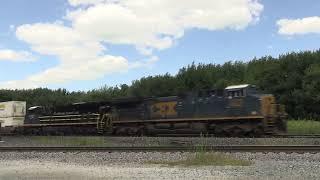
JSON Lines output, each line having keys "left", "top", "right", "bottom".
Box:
{"left": 0, "top": 101, "right": 26, "bottom": 127}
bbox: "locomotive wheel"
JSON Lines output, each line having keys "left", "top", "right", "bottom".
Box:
{"left": 230, "top": 127, "right": 245, "bottom": 137}
{"left": 115, "top": 127, "right": 129, "bottom": 136}
{"left": 252, "top": 127, "right": 264, "bottom": 137}
{"left": 245, "top": 131, "right": 255, "bottom": 138}
{"left": 56, "top": 131, "right": 65, "bottom": 136}
{"left": 136, "top": 127, "right": 145, "bottom": 137}
{"left": 213, "top": 126, "right": 225, "bottom": 137}
{"left": 127, "top": 127, "right": 139, "bottom": 136}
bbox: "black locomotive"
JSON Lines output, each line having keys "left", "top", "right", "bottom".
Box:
{"left": 17, "top": 84, "right": 287, "bottom": 136}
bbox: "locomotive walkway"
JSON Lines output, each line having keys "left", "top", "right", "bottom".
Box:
{"left": 1, "top": 145, "right": 320, "bottom": 153}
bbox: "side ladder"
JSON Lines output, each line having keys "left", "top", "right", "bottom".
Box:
{"left": 264, "top": 117, "right": 276, "bottom": 134}
{"left": 97, "top": 113, "right": 113, "bottom": 134}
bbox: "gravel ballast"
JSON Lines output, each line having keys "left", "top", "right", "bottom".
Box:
{"left": 0, "top": 151, "right": 320, "bottom": 179}
{"left": 2, "top": 136, "right": 320, "bottom": 147}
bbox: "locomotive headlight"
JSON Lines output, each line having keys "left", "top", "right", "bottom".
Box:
{"left": 251, "top": 111, "right": 257, "bottom": 115}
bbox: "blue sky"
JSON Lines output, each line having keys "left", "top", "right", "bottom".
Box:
{"left": 0, "top": 0, "right": 319, "bottom": 91}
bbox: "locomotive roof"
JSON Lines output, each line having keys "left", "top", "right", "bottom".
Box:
{"left": 28, "top": 106, "right": 42, "bottom": 110}
{"left": 225, "top": 84, "right": 252, "bottom": 90}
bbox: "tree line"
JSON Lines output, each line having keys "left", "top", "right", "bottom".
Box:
{"left": 0, "top": 49, "right": 320, "bottom": 119}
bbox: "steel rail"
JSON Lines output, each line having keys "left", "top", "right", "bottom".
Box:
{"left": 0, "top": 145, "right": 320, "bottom": 153}
{"left": 2, "top": 133, "right": 320, "bottom": 138}
{"left": 273, "top": 134, "right": 320, "bottom": 138}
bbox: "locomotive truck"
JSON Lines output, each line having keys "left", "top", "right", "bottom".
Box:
{"left": 0, "top": 84, "right": 287, "bottom": 136}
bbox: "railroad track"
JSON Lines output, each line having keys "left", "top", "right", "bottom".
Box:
{"left": 1, "top": 145, "right": 320, "bottom": 153}
{"left": 273, "top": 134, "right": 320, "bottom": 138}
{"left": 2, "top": 134, "right": 320, "bottom": 138}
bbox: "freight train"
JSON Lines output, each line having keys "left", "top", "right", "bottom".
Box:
{"left": 0, "top": 84, "right": 287, "bottom": 136}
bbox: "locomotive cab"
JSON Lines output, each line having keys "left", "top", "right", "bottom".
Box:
{"left": 25, "top": 106, "right": 43, "bottom": 124}
{"left": 225, "top": 84, "right": 257, "bottom": 97}
{"left": 225, "top": 84, "right": 287, "bottom": 134}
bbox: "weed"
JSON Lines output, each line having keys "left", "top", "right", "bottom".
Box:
{"left": 147, "top": 133, "right": 251, "bottom": 167}
{"left": 147, "top": 152, "right": 252, "bottom": 167}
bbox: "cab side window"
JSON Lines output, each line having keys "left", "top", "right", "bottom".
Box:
{"left": 227, "top": 89, "right": 245, "bottom": 97}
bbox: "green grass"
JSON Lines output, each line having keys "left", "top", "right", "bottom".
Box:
{"left": 287, "top": 120, "right": 320, "bottom": 134}
{"left": 32, "top": 136, "right": 107, "bottom": 146}
{"left": 147, "top": 152, "right": 252, "bottom": 167}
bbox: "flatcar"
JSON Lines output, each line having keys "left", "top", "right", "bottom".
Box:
{"left": 1, "top": 84, "right": 287, "bottom": 136}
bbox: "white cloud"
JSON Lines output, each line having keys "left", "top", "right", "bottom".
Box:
{"left": 9, "top": 25, "right": 15, "bottom": 31}
{"left": 67, "top": 0, "right": 263, "bottom": 53}
{"left": 16, "top": 23, "right": 104, "bottom": 60}
{"left": 68, "top": 0, "right": 107, "bottom": 6}
{"left": 277, "top": 16, "right": 320, "bottom": 35}
{"left": 0, "top": 49, "right": 36, "bottom": 62}
{"left": 130, "top": 55, "right": 159, "bottom": 69}
{"left": 0, "top": 55, "right": 128, "bottom": 89}
{"left": 0, "top": 0, "right": 263, "bottom": 89}
{"left": 1, "top": 23, "right": 129, "bottom": 89}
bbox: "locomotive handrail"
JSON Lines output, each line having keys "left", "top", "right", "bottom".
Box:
{"left": 22, "top": 122, "right": 97, "bottom": 126}
{"left": 38, "top": 113, "right": 100, "bottom": 119}
{"left": 110, "top": 115, "right": 265, "bottom": 124}
{"left": 39, "top": 118, "right": 99, "bottom": 122}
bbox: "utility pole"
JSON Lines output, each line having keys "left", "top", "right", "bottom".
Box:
{"left": 0, "top": 122, "right": 3, "bottom": 143}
